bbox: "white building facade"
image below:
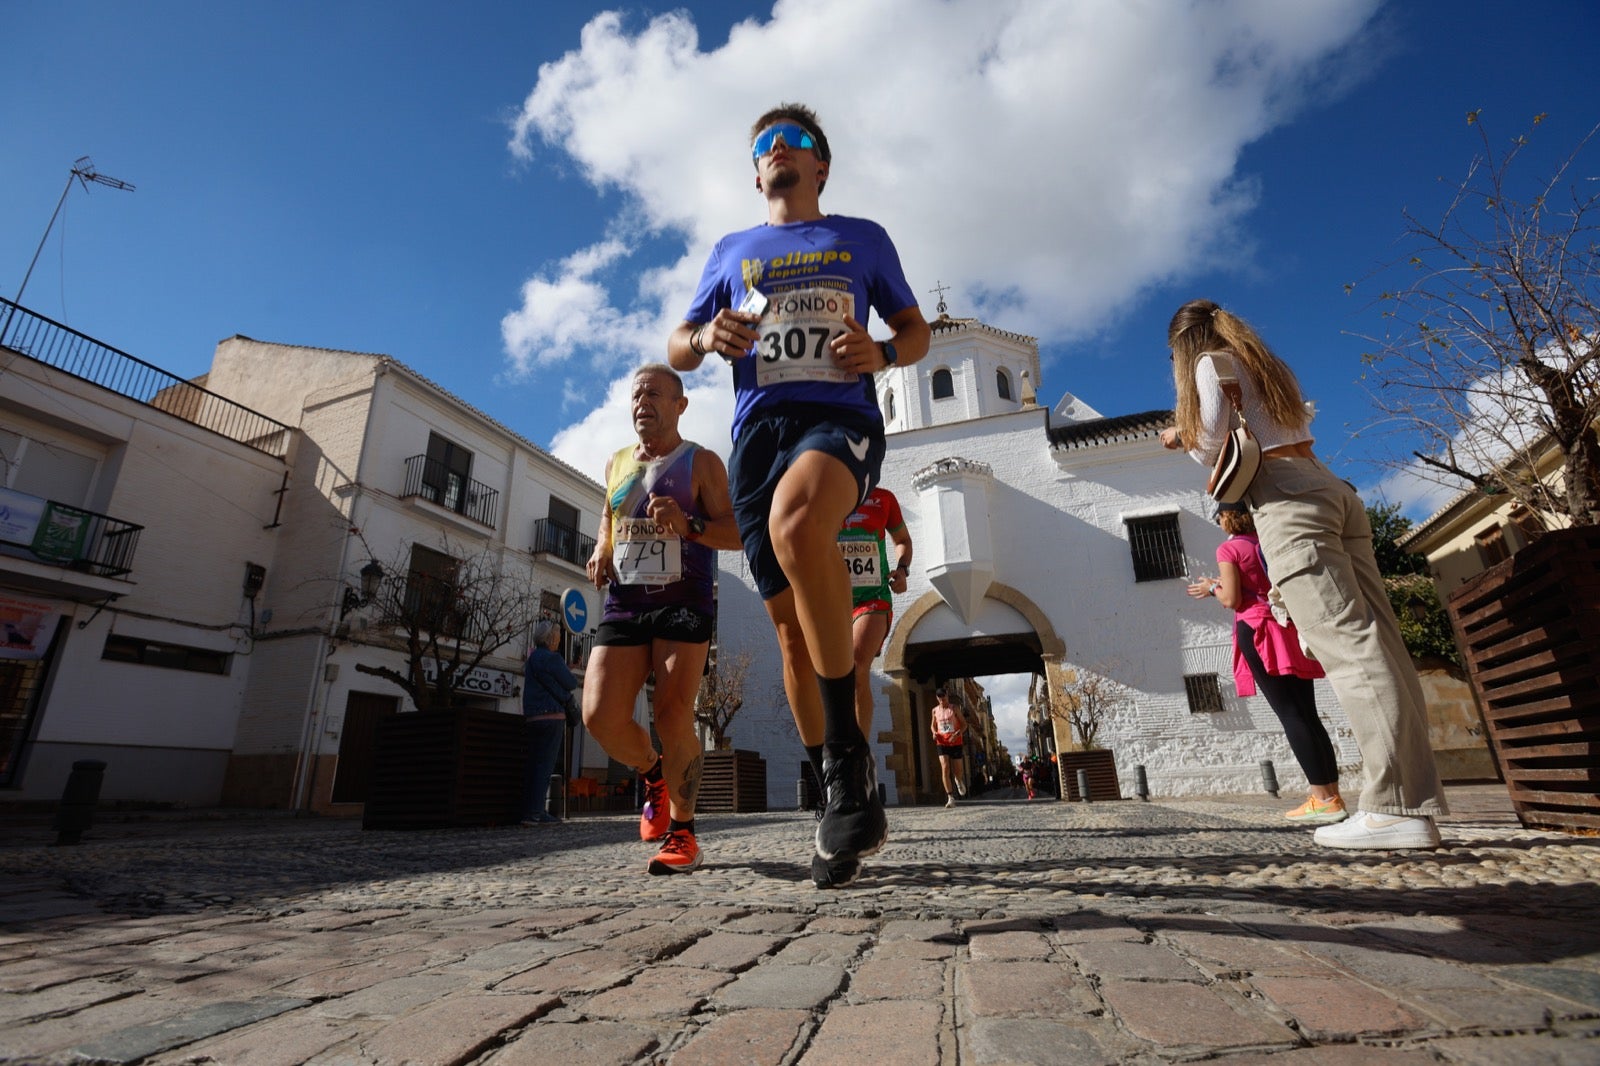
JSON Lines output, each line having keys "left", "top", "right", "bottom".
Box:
{"left": 716, "top": 313, "right": 1359, "bottom": 808}
{"left": 1, "top": 302, "right": 295, "bottom": 805}
{"left": 202, "top": 336, "right": 607, "bottom": 813}
{"left": 1, "top": 302, "right": 609, "bottom": 813}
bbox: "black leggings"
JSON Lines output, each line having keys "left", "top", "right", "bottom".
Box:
{"left": 1236, "top": 620, "right": 1339, "bottom": 787}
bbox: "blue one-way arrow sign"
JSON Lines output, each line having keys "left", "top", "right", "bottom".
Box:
{"left": 561, "top": 587, "right": 588, "bottom": 634}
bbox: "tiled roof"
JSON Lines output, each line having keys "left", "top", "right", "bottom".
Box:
{"left": 928, "top": 314, "right": 1037, "bottom": 346}
{"left": 1047, "top": 409, "right": 1172, "bottom": 449}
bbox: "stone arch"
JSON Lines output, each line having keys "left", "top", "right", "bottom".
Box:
{"left": 878, "top": 582, "right": 1068, "bottom": 804}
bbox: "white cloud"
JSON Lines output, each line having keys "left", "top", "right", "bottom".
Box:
{"left": 549, "top": 362, "right": 737, "bottom": 483}
{"left": 505, "top": 0, "right": 1382, "bottom": 459}
{"left": 974, "top": 671, "right": 1036, "bottom": 761}
{"left": 1360, "top": 353, "right": 1573, "bottom": 523}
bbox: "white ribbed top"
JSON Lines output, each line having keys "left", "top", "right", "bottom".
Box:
{"left": 1184, "top": 352, "right": 1313, "bottom": 466}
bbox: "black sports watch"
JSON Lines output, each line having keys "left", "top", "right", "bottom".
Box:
{"left": 880, "top": 341, "right": 898, "bottom": 367}
{"left": 686, "top": 515, "right": 707, "bottom": 539}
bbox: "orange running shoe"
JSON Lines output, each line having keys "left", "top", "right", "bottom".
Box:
{"left": 640, "top": 773, "right": 670, "bottom": 841}
{"left": 647, "top": 828, "right": 702, "bottom": 875}
{"left": 1285, "top": 793, "right": 1348, "bottom": 825}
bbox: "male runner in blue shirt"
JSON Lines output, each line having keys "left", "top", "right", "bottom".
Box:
{"left": 669, "top": 103, "right": 930, "bottom": 887}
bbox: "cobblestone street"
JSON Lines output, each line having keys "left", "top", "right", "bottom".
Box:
{"left": 3, "top": 785, "right": 1598, "bottom": 1064}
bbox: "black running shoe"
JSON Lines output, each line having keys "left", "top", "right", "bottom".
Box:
{"left": 811, "top": 852, "right": 862, "bottom": 889}
{"left": 814, "top": 743, "right": 888, "bottom": 862}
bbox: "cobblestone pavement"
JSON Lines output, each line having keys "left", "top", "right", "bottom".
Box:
{"left": 2, "top": 785, "right": 1597, "bottom": 1064}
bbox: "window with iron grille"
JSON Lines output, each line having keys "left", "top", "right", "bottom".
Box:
{"left": 1474, "top": 523, "right": 1510, "bottom": 567}
{"left": 1184, "top": 672, "right": 1225, "bottom": 714}
{"left": 1125, "top": 513, "right": 1185, "bottom": 582}
{"left": 405, "top": 544, "right": 464, "bottom": 637}
{"left": 421, "top": 432, "right": 474, "bottom": 514}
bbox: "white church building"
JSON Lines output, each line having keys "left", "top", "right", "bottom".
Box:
{"left": 714, "top": 309, "right": 1361, "bottom": 807}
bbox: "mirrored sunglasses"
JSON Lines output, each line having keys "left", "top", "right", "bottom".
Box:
{"left": 751, "top": 122, "right": 816, "bottom": 159}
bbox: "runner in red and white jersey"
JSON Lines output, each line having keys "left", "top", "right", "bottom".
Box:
{"left": 838, "top": 486, "right": 912, "bottom": 738}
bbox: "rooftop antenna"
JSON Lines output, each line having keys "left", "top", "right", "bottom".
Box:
{"left": 4, "top": 157, "right": 135, "bottom": 345}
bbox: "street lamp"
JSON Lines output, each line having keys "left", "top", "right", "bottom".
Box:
{"left": 341, "top": 560, "right": 385, "bottom": 617}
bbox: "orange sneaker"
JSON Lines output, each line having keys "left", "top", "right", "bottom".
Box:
{"left": 1285, "top": 794, "right": 1347, "bottom": 825}
{"left": 647, "top": 828, "right": 702, "bottom": 875}
{"left": 640, "top": 773, "right": 670, "bottom": 841}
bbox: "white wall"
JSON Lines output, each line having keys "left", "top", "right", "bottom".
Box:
{"left": 1, "top": 356, "right": 290, "bottom": 804}
{"left": 717, "top": 398, "right": 1357, "bottom": 810}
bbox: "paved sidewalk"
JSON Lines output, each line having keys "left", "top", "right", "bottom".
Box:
{"left": 2, "top": 784, "right": 1597, "bottom": 1064}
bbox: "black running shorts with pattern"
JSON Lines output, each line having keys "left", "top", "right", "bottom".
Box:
{"left": 594, "top": 605, "right": 714, "bottom": 646}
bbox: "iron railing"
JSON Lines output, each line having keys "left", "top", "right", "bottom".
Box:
{"left": 0, "top": 492, "right": 143, "bottom": 578}
{"left": 0, "top": 298, "right": 293, "bottom": 459}
{"left": 530, "top": 518, "right": 593, "bottom": 568}
{"left": 400, "top": 455, "right": 500, "bottom": 528}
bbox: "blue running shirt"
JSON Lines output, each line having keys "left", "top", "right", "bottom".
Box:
{"left": 684, "top": 215, "right": 918, "bottom": 440}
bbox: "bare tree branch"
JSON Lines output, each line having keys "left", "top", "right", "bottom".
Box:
{"left": 1048, "top": 660, "right": 1131, "bottom": 752}
{"left": 342, "top": 534, "right": 538, "bottom": 712}
{"left": 1352, "top": 113, "right": 1600, "bottom": 525}
{"left": 695, "top": 646, "right": 753, "bottom": 750}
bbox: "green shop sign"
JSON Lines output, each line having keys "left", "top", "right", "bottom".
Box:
{"left": 31, "top": 503, "right": 91, "bottom": 564}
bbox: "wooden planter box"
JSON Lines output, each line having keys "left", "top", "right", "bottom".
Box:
{"left": 698, "top": 749, "right": 767, "bottom": 813}
{"left": 362, "top": 709, "right": 525, "bottom": 830}
{"left": 1059, "top": 749, "right": 1122, "bottom": 801}
{"left": 1446, "top": 526, "right": 1600, "bottom": 834}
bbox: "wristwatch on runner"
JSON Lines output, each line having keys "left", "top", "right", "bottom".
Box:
{"left": 686, "top": 515, "right": 707, "bottom": 540}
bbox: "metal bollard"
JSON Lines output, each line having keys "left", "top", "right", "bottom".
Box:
{"left": 54, "top": 759, "right": 107, "bottom": 846}
{"left": 1135, "top": 764, "right": 1150, "bottom": 801}
{"left": 1260, "top": 759, "right": 1280, "bottom": 798}
{"left": 1076, "top": 768, "right": 1092, "bottom": 803}
{"left": 547, "top": 774, "right": 564, "bottom": 820}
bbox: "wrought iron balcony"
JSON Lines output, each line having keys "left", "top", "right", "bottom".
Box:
{"left": 1, "top": 298, "right": 292, "bottom": 458}
{"left": 530, "top": 518, "right": 594, "bottom": 569}
{"left": 0, "top": 489, "right": 142, "bottom": 578}
{"left": 400, "top": 455, "right": 499, "bottom": 528}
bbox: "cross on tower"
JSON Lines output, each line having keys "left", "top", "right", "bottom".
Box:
{"left": 931, "top": 280, "right": 950, "bottom": 315}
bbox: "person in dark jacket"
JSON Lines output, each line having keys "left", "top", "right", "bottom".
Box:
{"left": 522, "top": 617, "right": 578, "bottom": 825}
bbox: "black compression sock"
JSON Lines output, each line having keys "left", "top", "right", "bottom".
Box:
{"left": 818, "top": 669, "right": 862, "bottom": 749}
{"left": 644, "top": 756, "right": 663, "bottom": 782}
{"left": 805, "top": 744, "right": 825, "bottom": 788}
{"left": 669, "top": 818, "right": 695, "bottom": 835}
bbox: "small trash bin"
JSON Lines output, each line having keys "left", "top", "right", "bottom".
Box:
{"left": 797, "top": 762, "right": 820, "bottom": 811}
{"left": 55, "top": 759, "right": 107, "bottom": 845}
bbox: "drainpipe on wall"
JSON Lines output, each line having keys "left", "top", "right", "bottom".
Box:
{"left": 289, "top": 361, "right": 388, "bottom": 813}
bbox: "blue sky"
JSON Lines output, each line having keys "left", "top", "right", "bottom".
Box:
{"left": 7, "top": 0, "right": 1598, "bottom": 760}
{"left": 7, "top": 0, "right": 1598, "bottom": 515}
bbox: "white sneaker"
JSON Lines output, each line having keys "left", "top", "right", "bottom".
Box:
{"left": 1313, "top": 810, "right": 1440, "bottom": 850}
{"left": 945, "top": 794, "right": 956, "bottom": 808}
{"left": 955, "top": 778, "right": 967, "bottom": 796}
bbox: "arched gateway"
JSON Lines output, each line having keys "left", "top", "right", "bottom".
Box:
{"left": 878, "top": 582, "right": 1067, "bottom": 805}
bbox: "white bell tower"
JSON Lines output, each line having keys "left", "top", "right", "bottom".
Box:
{"left": 876, "top": 284, "right": 1069, "bottom": 434}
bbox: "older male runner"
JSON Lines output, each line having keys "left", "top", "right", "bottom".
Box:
{"left": 582, "top": 363, "right": 740, "bottom": 875}
{"left": 668, "top": 102, "right": 931, "bottom": 887}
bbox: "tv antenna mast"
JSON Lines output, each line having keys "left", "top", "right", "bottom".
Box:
{"left": 4, "top": 157, "right": 136, "bottom": 342}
